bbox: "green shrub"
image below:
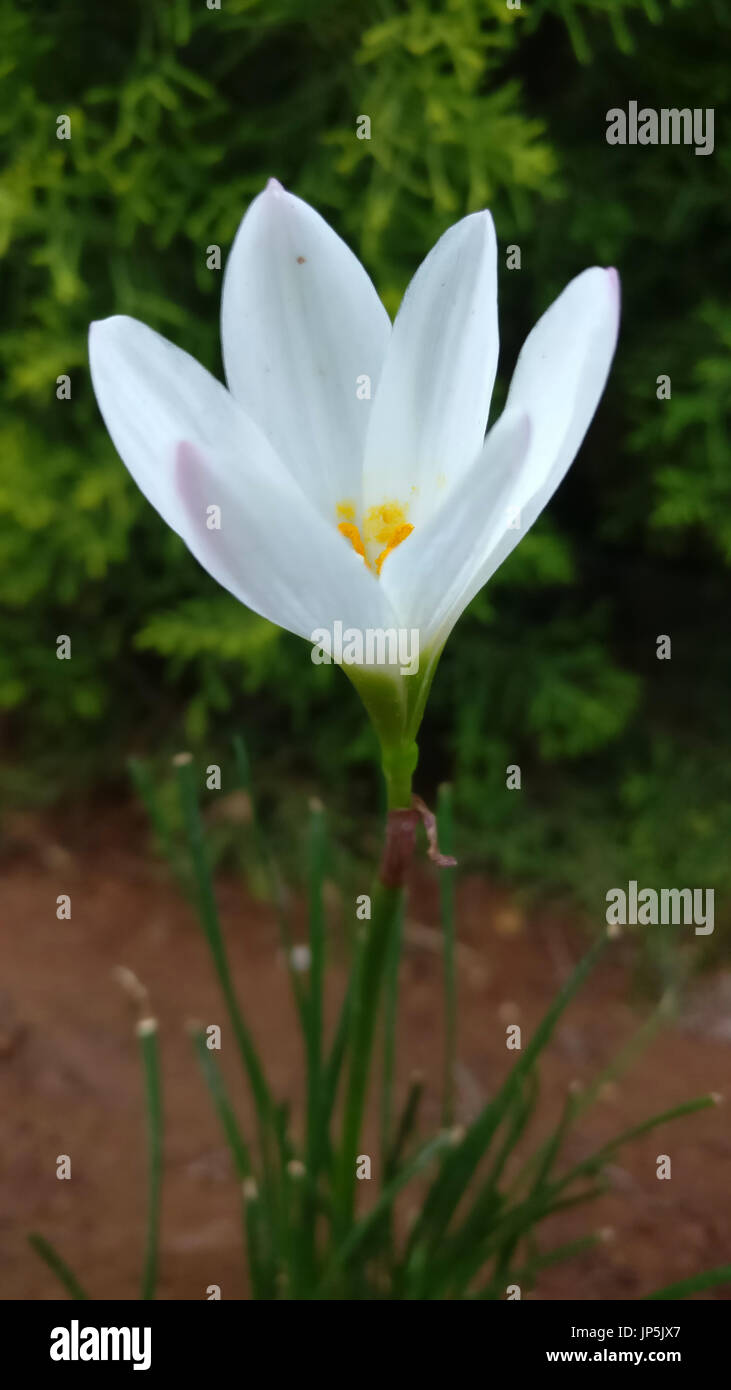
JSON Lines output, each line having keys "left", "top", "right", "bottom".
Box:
{"left": 1, "top": 0, "right": 729, "bottom": 925}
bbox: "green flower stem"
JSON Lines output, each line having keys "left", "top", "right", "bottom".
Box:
{"left": 381, "top": 741, "right": 419, "bottom": 810}
{"left": 347, "top": 654, "right": 444, "bottom": 810}
{"left": 331, "top": 732, "right": 421, "bottom": 1232}
{"left": 138, "top": 1017, "right": 163, "bottom": 1301}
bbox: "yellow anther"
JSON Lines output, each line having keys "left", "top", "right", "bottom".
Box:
{"left": 337, "top": 521, "right": 365, "bottom": 558}
{"left": 336, "top": 498, "right": 413, "bottom": 576}
{"left": 374, "top": 524, "right": 414, "bottom": 575}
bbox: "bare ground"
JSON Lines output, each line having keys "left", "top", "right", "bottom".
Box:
{"left": 1, "top": 805, "right": 729, "bottom": 1300}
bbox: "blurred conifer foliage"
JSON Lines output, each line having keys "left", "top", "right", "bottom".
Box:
{"left": 1, "top": 0, "right": 729, "bottom": 913}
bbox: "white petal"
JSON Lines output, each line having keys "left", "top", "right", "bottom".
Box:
{"left": 381, "top": 266, "right": 620, "bottom": 646}
{"left": 221, "top": 180, "right": 391, "bottom": 515}
{"left": 380, "top": 411, "right": 532, "bottom": 642}
{"left": 502, "top": 266, "right": 620, "bottom": 501}
{"left": 89, "top": 314, "right": 239, "bottom": 537}
{"left": 89, "top": 314, "right": 393, "bottom": 641}
{"left": 471, "top": 265, "right": 620, "bottom": 595}
{"left": 362, "top": 211, "right": 498, "bottom": 529}
{"left": 173, "top": 442, "right": 395, "bottom": 642}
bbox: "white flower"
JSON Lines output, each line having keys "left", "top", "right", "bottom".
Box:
{"left": 89, "top": 179, "right": 619, "bottom": 752}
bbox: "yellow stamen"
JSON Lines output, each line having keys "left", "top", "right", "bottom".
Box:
{"left": 375, "top": 524, "right": 413, "bottom": 575}
{"left": 336, "top": 498, "right": 413, "bottom": 576}
{"left": 337, "top": 520, "right": 365, "bottom": 559}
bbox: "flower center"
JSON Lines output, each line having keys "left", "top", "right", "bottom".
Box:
{"left": 336, "top": 500, "right": 413, "bottom": 577}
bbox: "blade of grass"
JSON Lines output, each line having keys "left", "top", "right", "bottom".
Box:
{"left": 467, "top": 1098, "right": 717, "bottom": 1296}
{"left": 318, "top": 1131, "right": 455, "bottom": 1297}
{"left": 137, "top": 1016, "right": 163, "bottom": 1301}
{"left": 231, "top": 734, "right": 307, "bottom": 1028}
{"left": 128, "top": 756, "right": 186, "bottom": 886}
{"left": 233, "top": 740, "right": 323, "bottom": 1288}
{"left": 319, "top": 974, "right": 353, "bottom": 1147}
{"left": 450, "top": 1183, "right": 609, "bottom": 1298}
{"left": 174, "top": 754, "right": 287, "bottom": 1277}
{"left": 459, "top": 1097, "right": 718, "bottom": 1299}
{"left": 305, "top": 798, "right": 327, "bottom": 1178}
{"left": 189, "top": 1023, "right": 252, "bottom": 1179}
{"left": 429, "top": 1072, "right": 541, "bottom": 1299}
{"left": 437, "top": 784, "right": 456, "bottom": 1127}
{"left": 240, "top": 1178, "right": 277, "bottom": 1300}
{"left": 474, "top": 1086, "right": 580, "bottom": 1296}
{"left": 385, "top": 1071, "right": 425, "bottom": 1180}
{"left": 380, "top": 894, "right": 404, "bottom": 1173}
{"left": 475, "top": 1234, "right": 600, "bottom": 1299}
{"left": 513, "top": 1233, "right": 601, "bottom": 1284}
{"left": 644, "top": 1265, "right": 731, "bottom": 1300}
{"left": 501, "top": 996, "right": 675, "bottom": 1210}
{"left": 402, "top": 929, "right": 609, "bottom": 1268}
{"left": 552, "top": 1094, "right": 718, "bottom": 1196}
{"left": 568, "top": 994, "right": 673, "bottom": 1123}
{"left": 28, "top": 1234, "right": 89, "bottom": 1300}
{"left": 300, "top": 798, "right": 327, "bottom": 1286}
{"left": 333, "top": 879, "right": 404, "bottom": 1234}
{"left": 479, "top": 1069, "right": 541, "bottom": 1200}
{"left": 173, "top": 755, "right": 274, "bottom": 1159}
{"left": 189, "top": 1024, "right": 278, "bottom": 1297}
{"left": 503, "top": 1083, "right": 578, "bottom": 1221}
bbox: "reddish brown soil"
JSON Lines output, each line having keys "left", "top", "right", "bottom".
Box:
{"left": 1, "top": 806, "right": 729, "bottom": 1301}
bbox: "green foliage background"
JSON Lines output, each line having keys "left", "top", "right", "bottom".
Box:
{"left": 1, "top": 0, "right": 729, "bottom": 925}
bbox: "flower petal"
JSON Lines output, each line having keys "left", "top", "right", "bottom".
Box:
{"left": 89, "top": 314, "right": 393, "bottom": 641}
{"left": 362, "top": 210, "right": 498, "bottom": 529}
{"left": 472, "top": 266, "right": 621, "bottom": 595}
{"left": 380, "top": 410, "right": 532, "bottom": 643}
{"left": 381, "top": 266, "right": 620, "bottom": 646}
{"left": 502, "top": 266, "right": 621, "bottom": 503}
{"left": 89, "top": 314, "right": 240, "bottom": 537}
{"left": 221, "top": 179, "right": 391, "bottom": 515}
{"left": 173, "top": 442, "right": 396, "bottom": 642}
